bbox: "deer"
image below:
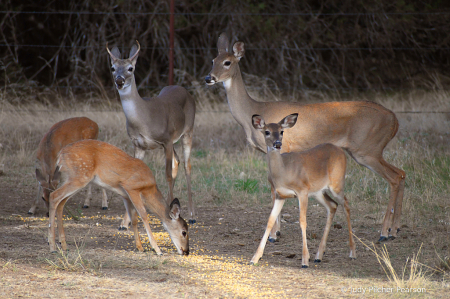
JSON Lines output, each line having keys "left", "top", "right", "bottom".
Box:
{"left": 205, "top": 33, "right": 405, "bottom": 242}
{"left": 47, "top": 139, "right": 189, "bottom": 255}
{"left": 30, "top": 117, "right": 108, "bottom": 216}
{"left": 250, "top": 114, "right": 356, "bottom": 267}
{"left": 106, "top": 41, "right": 196, "bottom": 229}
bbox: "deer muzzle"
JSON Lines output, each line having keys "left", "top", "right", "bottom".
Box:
{"left": 273, "top": 141, "right": 282, "bottom": 150}
{"left": 205, "top": 74, "right": 216, "bottom": 85}
{"left": 115, "top": 76, "right": 125, "bottom": 89}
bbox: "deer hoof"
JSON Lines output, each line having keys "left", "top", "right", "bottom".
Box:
{"left": 189, "top": 219, "right": 196, "bottom": 224}
{"left": 28, "top": 211, "right": 33, "bottom": 215}
{"left": 118, "top": 226, "right": 128, "bottom": 231}
{"left": 268, "top": 237, "right": 277, "bottom": 243}
{"left": 82, "top": 205, "right": 89, "bottom": 209}
{"left": 378, "top": 236, "right": 389, "bottom": 243}
{"left": 314, "top": 259, "right": 321, "bottom": 263}
{"left": 301, "top": 265, "right": 308, "bottom": 268}
{"left": 388, "top": 235, "right": 396, "bottom": 240}
{"left": 102, "top": 207, "right": 108, "bottom": 210}
{"left": 276, "top": 231, "right": 281, "bottom": 236}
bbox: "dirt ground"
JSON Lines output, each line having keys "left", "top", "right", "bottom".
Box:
{"left": 1, "top": 171, "right": 449, "bottom": 298}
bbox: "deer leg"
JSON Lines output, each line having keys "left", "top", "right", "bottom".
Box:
{"left": 351, "top": 155, "right": 405, "bottom": 241}
{"left": 48, "top": 182, "right": 84, "bottom": 252}
{"left": 314, "top": 192, "right": 338, "bottom": 263}
{"left": 56, "top": 197, "right": 69, "bottom": 251}
{"left": 182, "top": 132, "right": 195, "bottom": 224}
{"left": 298, "top": 191, "right": 310, "bottom": 268}
{"left": 82, "top": 184, "right": 92, "bottom": 208}
{"left": 28, "top": 183, "right": 42, "bottom": 215}
{"left": 268, "top": 178, "right": 281, "bottom": 242}
{"left": 134, "top": 147, "right": 146, "bottom": 160}
{"left": 118, "top": 212, "right": 131, "bottom": 231}
{"left": 164, "top": 143, "right": 175, "bottom": 204}
{"left": 250, "top": 198, "right": 285, "bottom": 265}
{"left": 101, "top": 189, "right": 108, "bottom": 210}
{"left": 118, "top": 148, "right": 146, "bottom": 231}
{"left": 122, "top": 196, "right": 144, "bottom": 252}
{"left": 127, "top": 190, "right": 162, "bottom": 255}
{"left": 392, "top": 179, "right": 405, "bottom": 236}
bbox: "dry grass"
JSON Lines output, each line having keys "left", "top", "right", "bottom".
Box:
{"left": 1, "top": 89, "right": 450, "bottom": 297}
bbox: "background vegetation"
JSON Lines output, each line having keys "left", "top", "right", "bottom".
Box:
{"left": 1, "top": 0, "right": 450, "bottom": 103}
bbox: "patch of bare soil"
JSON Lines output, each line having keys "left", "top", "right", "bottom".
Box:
{"left": 1, "top": 171, "right": 449, "bottom": 298}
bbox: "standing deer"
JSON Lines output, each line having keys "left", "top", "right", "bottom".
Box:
{"left": 48, "top": 139, "right": 189, "bottom": 255}
{"left": 250, "top": 114, "right": 355, "bottom": 267}
{"left": 106, "top": 41, "right": 196, "bottom": 228}
{"left": 30, "top": 117, "right": 108, "bottom": 215}
{"left": 205, "top": 33, "right": 405, "bottom": 242}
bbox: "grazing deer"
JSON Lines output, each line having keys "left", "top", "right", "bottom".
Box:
{"left": 30, "top": 117, "right": 108, "bottom": 215}
{"left": 106, "top": 41, "right": 196, "bottom": 228}
{"left": 250, "top": 114, "right": 356, "bottom": 267}
{"left": 48, "top": 139, "right": 189, "bottom": 255}
{"left": 205, "top": 33, "right": 405, "bottom": 242}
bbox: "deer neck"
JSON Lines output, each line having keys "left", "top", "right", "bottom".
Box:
{"left": 223, "top": 67, "right": 258, "bottom": 120}
{"left": 223, "top": 66, "right": 265, "bottom": 151}
{"left": 141, "top": 188, "right": 171, "bottom": 222}
{"left": 117, "top": 77, "right": 143, "bottom": 121}
{"left": 267, "top": 148, "right": 286, "bottom": 180}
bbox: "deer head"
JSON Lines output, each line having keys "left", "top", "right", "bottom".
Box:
{"left": 106, "top": 41, "right": 140, "bottom": 90}
{"left": 252, "top": 114, "right": 298, "bottom": 151}
{"left": 205, "top": 33, "right": 245, "bottom": 85}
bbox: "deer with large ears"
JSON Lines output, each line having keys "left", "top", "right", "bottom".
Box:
{"left": 106, "top": 41, "right": 196, "bottom": 227}
{"left": 250, "top": 114, "right": 356, "bottom": 267}
{"left": 48, "top": 139, "right": 189, "bottom": 255}
{"left": 205, "top": 33, "right": 405, "bottom": 242}
{"left": 30, "top": 117, "right": 108, "bottom": 216}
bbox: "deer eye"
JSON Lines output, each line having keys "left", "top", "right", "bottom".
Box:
{"left": 265, "top": 131, "right": 270, "bottom": 136}
{"left": 111, "top": 66, "right": 115, "bottom": 72}
{"left": 128, "top": 67, "right": 133, "bottom": 72}
{"left": 182, "top": 231, "right": 187, "bottom": 237}
{"left": 224, "top": 61, "right": 231, "bottom": 66}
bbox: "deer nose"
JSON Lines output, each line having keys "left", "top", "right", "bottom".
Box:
{"left": 205, "top": 74, "right": 216, "bottom": 85}
{"left": 182, "top": 248, "right": 189, "bottom": 256}
{"left": 115, "top": 76, "right": 125, "bottom": 89}
{"left": 273, "top": 141, "right": 282, "bottom": 149}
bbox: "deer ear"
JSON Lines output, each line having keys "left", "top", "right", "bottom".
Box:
{"left": 233, "top": 42, "right": 245, "bottom": 60}
{"left": 217, "top": 32, "right": 230, "bottom": 54}
{"left": 280, "top": 113, "right": 298, "bottom": 129}
{"left": 252, "top": 114, "right": 265, "bottom": 130}
{"left": 169, "top": 198, "right": 181, "bottom": 220}
{"left": 111, "top": 47, "right": 122, "bottom": 60}
{"left": 35, "top": 169, "right": 45, "bottom": 182}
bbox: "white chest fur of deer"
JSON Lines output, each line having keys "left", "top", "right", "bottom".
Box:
{"left": 30, "top": 117, "right": 108, "bottom": 215}
{"left": 48, "top": 139, "right": 189, "bottom": 255}
{"left": 107, "top": 41, "right": 196, "bottom": 228}
{"left": 206, "top": 33, "right": 405, "bottom": 242}
{"left": 250, "top": 114, "right": 356, "bottom": 267}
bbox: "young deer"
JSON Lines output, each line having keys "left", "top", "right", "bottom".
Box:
{"left": 48, "top": 139, "right": 189, "bottom": 255}
{"left": 106, "top": 41, "right": 196, "bottom": 228}
{"left": 250, "top": 114, "right": 356, "bottom": 268}
{"left": 30, "top": 117, "right": 108, "bottom": 215}
{"left": 206, "top": 33, "right": 404, "bottom": 242}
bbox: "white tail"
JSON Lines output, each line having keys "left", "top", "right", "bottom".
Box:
{"left": 206, "top": 33, "right": 405, "bottom": 242}
{"left": 48, "top": 139, "right": 189, "bottom": 255}
{"left": 107, "top": 41, "right": 196, "bottom": 228}
{"left": 30, "top": 117, "right": 108, "bottom": 215}
{"left": 250, "top": 114, "right": 356, "bottom": 267}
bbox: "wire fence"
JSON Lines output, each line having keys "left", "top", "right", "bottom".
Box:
{"left": 2, "top": 10, "right": 450, "bottom": 16}
{"left": 2, "top": 7, "right": 450, "bottom": 92}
